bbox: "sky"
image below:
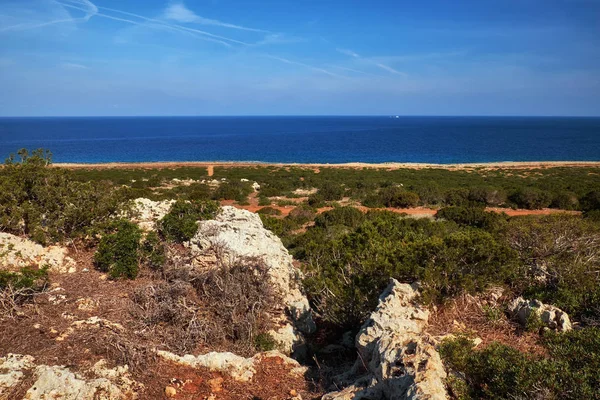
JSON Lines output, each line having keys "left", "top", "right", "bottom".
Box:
{"left": 0, "top": 0, "right": 599, "bottom": 116}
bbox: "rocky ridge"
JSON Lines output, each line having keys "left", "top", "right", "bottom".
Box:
{"left": 324, "top": 279, "right": 448, "bottom": 400}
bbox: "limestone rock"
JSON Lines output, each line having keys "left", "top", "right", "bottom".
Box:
{"left": 157, "top": 350, "right": 307, "bottom": 383}
{"left": 0, "top": 232, "right": 76, "bottom": 274}
{"left": 0, "top": 354, "right": 35, "bottom": 392}
{"left": 131, "top": 198, "right": 175, "bottom": 231}
{"left": 188, "top": 206, "right": 315, "bottom": 354}
{"left": 325, "top": 279, "right": 448, "bottom": 400}
{"left": 0, "top": 355, "right": 140, "bottom": 399}
{"left": 508, "top": 297, "right": 572, "bottom": 332}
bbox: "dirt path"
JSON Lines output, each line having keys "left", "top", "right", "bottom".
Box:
{"left": 222, "top": 201, "right": 580, "bottom": 218}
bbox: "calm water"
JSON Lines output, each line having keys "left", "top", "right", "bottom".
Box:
{"left": 0, "top": 116, "right": 598, "bottom": 164}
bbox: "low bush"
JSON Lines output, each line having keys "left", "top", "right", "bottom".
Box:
{"left": 140, "top": 232, "right": 166, "bottom": 271}
{"left": 301, "top": 211, "right": 518, "bottom": 328}
{"left": 435, "top": 206, "right": 508, "bottom": 231}
{"left": 0, "top": 149, "right": 126, "bottom": 244}
{"left": 317, "top": 182, "right": 345, "bottom": 201}
{"left": 362, "top": 186, "right": 420, "bottom": 208}
{"left": 440, "top": 328, "right": 600, "bottom": 399}
{"left": 212, "top": 181, "right": 253, "bottom": 202}
{"left": 0, "top": 266, "right": 49, "bottom": 318}
{"left": 159, "top": 200, "right": 219, "bottom": 243}
{"left": 257, "top": 206, "right": 282, "bottom": 216}
{"left": 94, "top": 220, "right": 142, "bottom": 279}
{"left": 287, "top": 205, "right": 317, "bottom": 225}
{"left": 510, "top": 187, "right": 553, "bottom": 209}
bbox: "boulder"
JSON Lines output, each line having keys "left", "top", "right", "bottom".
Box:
{"left": 188, "top": 206, "right": 315, "bottom": 354}
{"left": 508, "top": 297, "right": 572, "bottom": 332}
{"left": 156, "top": 350, "right": 307, "bottom": 383}
{"left": 0, "top": 232, "right": 76, "bottom": 273}
{"left": 324, "top": 279, "right": 448, "bottom": 400}
{"left": 0, "top": 355, "right": 141, "bottom": 399}
{"left": 131, "top": 198, "right": 175, "bottom": 231}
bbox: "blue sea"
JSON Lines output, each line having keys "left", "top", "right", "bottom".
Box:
{"left": 0, "top": 116, "right": 598, "bottom": 164}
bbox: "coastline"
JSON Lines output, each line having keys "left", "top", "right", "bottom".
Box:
{"left": 53, "top": 160, "right": 600, "bottom": 170}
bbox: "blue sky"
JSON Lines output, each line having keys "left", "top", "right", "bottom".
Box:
{"left": 0, "top": 0, "right": 599, "bottom": 116}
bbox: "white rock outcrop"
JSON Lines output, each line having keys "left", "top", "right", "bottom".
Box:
{"left": 508, "top": 297, "right": 572, "bottom": 332}
{"left": 156, "top": 350, "right": 307, "bottom": 382}
{"left": 188, "top": 206, "right": 315, "bottom": 354}
{"left": 0, "top": 232, "right": 76, "bottom": 273}
{"left": 131, "top": 198, "right": 175, "bottom": 231}
{"left": 324, "top": 279, "right": 448, "bottom": 400}
{"left": 0, "top": 355, "right": 141, "bottom": 399}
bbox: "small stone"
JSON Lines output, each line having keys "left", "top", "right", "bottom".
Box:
{"left": 208, "top": 376, "right": 224, "bottom": 392}
{"left": 165, "top": 386, "right": 177, "bottom": 397}
{"left": 33, "top": 323, "right": 41, "bottom": 330}
{"left": 290, "top": 389, "right": 298, "bottom": 396}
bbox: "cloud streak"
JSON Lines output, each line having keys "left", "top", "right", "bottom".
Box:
{"left": 164, "top": 2, "right": 268, "bottom": 33}
{"left": 266, "top": 55, "right": 347, "bottom": 79}
{"left": 336, "top": 48, "right": 407, "bottom": 76}
{"left": 0, "top": 0, "right": 96, "bottom": 33}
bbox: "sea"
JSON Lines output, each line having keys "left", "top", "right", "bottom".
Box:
{"left": 0, "top": 116, "right": 598, "bottom": 164}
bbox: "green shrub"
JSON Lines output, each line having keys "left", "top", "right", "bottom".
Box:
{"left": 94, "top": 220, "right": 142, "bottom": 279}
{"left": 301, "top": 212, "right": 518, "bottom": 327}
{"left": 254, "top": 333, "right": 277, "bottom": 351}
{"left": 0, "top": 149, "right": 126, "bottom": 244}
{"left": 362, "top": 186, "right": 420, "bottom": 208}
{"left": 141, "top": 232, "right": 166, "bottom": 270}
{"left": 435, "top": 206, "right": 508, "bottom": 231}
{"left": 468, "top": 187, "right": 507, "bottom": 206}
{"left": 440, "top": 328, "right": 600, "bottom": 399}
{"left": 159, "top": 200, "right": 219, "bottom": 243}
{"left": 582, "top": 190, "right": 600, "bottom": 212}
{"left": 258, "top": 195, "right": 271, "bottom": 206}
{"left": 317, "top": 182, "right": 345, "bottom": 201}
{"left": 314, "top": 206, "right": 365, "bottom": 229}
{"left": 257, "top": 206, "right": 282, "bottom": 216}
{"left": 551, "top": 191, "right": 579, "bottom": 210}
{"left": 287, "top": 205, "right": 316, "bottom": 225}
{"left": 510, "top": 187, "right": 553, "bottom": 209}
{"left": 0, "top": 265, "right": 49, "bottom": 291}
{"left": 307, "top": 193, "right": 326, "bottom": 207}
{"left": 212, "top": 181, "right": 252, "bottom": 202}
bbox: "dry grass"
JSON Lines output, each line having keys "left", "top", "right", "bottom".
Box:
{"left": 428, "top": 289, "right": 548, "bottom": 356}
{"left": 130, "top": 249, "right": 281, "bottom": 357}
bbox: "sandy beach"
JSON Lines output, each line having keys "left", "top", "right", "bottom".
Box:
{"left": 54, "top": 160, "right": 600, "bottom": 171}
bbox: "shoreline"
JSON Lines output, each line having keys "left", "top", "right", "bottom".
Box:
{"left": 53, "top": 160, "right": 600, "bottom": 170}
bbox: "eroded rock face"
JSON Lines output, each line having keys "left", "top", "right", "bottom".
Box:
{"left": 156, "top": 350, "right": 307, "bottom": 382}
{"left": 188, "top": 206, "right": 315, "bottom": 354}
{"left": 509, "top": 297, "right": 572, "bottom": 332}
{"left": 325, "top": 279, "right": 448, "bottom": 400}
{"left": 131, "top": 198, "right": 175, "bottom": 231}
{"left": 0, "top": 354, "right": 141, "bottom": 399}
{"left": 0, "top": 232, "right": 76, "bottom": 273}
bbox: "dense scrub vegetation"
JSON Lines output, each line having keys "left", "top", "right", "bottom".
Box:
{"left": 159, "top": 200, "right": 219, "bottom": 243}
{"left": 0, "top": 149, "right": 126, "bottom": 244}
{"left": 440, "top": 329, "right": 600, "bottom": 399}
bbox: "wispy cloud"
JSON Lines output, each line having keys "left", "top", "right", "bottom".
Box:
{"left": 60, "top": 62, "right": 89, "bottom": 69}
{"left": 336, "top": 48, "right": 407, "bottom": 76}
{"left": 266, "top": 55, "right": 347, "bottom": 79}
{"left": 163, "top": 1, "right": 268, "bottom": 33}
{"left": 0, "top": 0, "right": 96, "bottom": 33}
{"left": 57, "top": 1, "right": 245, "bottom": 47}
